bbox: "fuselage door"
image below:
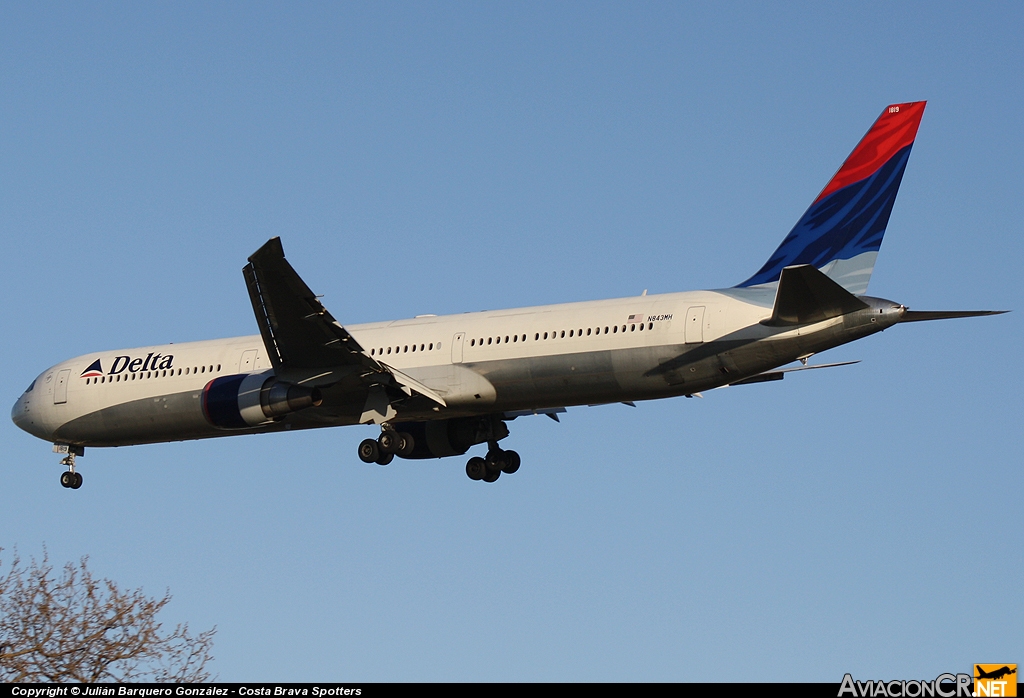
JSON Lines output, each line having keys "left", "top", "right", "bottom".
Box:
{"left": 240, "top": 349, "right": 258, "bottom": 373}
{"left": 685, "top": 306, "right": 705, "bottom": 344}
{"left": 54, "top": 369, "right": 71, "bottom": 404}
{"left": 451, "top": 333, "right": 465, "bottom": 364}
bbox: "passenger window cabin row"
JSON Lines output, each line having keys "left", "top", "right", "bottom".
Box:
{"left": 364, "top": 321, "right": 659, "bottom": 358}
{"left": 471, "top": 321, "right": 655, "bottom": 347}
{"left": 84, "top": 364, "right": 222, "bottom": 385}
{"left": 369, "top": 342, "right": 440, "bottom": 357}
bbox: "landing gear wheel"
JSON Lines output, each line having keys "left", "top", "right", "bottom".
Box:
{"left": 485, "top": 447, "right": 521, "bottom": 475}
{"left": 358, "top": 439, "right": 380, "bottom": 463}
{"left": 375, "top": 451, "right": 394, "bottom": 466}
{"left": 378, "top": 431, "right": 399, "bottom": 454}
{"left": 466, "top": 457, "right": 485, "bottom": 481}
{"left": 56, "top": 447, "right": 83, "bottom": 489}
{"left": 501, "top": 450, "right": 521, "bottom": 474}
{"left": 396, "top": 432, "right": 415, "bottom": 458}
{"left": 482, "top": 448, "right": 503, "bottom": 482}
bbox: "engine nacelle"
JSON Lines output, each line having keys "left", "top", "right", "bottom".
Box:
{"left": 202, "top": 373, "right": 323, "bottom": 429}
{"left": 394, "top": 415, "right": 509, "bottom": 459}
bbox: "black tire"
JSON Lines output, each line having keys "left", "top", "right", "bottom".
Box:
{"left": 60, "top": 471, "right": 73, "bottom": 488}
{"left": 378, "top": 431, "right": 399, "bottom": 454}
{"left": 466, "top": 457, "right": 485, "bottom": 481}
{"left": 482, "top": 467, "right": 500, "bottom": 483}
{"left": 484, "top": 453, "right": 503, "bottom": 476}
{"left": 501, "top": 450, "right": 521, "bottom": 474}
{"left": 376, "top": 451, "right": 394, "bottom": 466}
{"left": 396, "top": 432, "right": 415, "bottom": 458}
{"left": 358, "top": 439, "right": 380, "bottom": 463}
{"left": 71, "top": 472, "right": 83, "bottom": 489}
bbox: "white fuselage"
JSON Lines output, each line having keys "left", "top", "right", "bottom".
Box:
{"left": 11, "top": 287, "right": 899, "bottom": 449}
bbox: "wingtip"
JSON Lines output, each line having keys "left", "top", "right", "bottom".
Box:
{"left": 248, "top": 237, "right": 285, "bottom": 264}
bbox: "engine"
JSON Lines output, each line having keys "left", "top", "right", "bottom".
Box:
{"left": 202, "top": 373, "right": 323, "bottom": 429}
{"left": 394, "top": 415, "right": 509, "bottom": 459}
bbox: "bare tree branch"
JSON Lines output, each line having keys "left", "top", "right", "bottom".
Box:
{"left": 0, "top": 548, "right": 216, "bottom": 682}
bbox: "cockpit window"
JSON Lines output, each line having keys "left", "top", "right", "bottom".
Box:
{"left": 25, "top": 379, "right": 35, "bottom": 393}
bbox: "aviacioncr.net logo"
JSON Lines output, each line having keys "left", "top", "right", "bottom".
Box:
{"left": 839, "top": 673, "right": 972, "bottom": 698}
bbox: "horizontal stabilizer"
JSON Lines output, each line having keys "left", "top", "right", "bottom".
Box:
{"left": 729, "top": 360, "right": 860, "bottom": 386}
{"left": 899, "top": 310, "right": 1008, "bottom": 323}
{"left": 764, "top": 265, "right": 869, "bottom": 326}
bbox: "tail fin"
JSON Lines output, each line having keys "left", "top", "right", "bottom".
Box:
{"left": 738, "top": 101, "right": 927, "bottom": 294}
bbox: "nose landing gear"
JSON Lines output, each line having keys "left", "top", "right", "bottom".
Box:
{"left": 55, "top": 444, "right": 84, "bottom": 489}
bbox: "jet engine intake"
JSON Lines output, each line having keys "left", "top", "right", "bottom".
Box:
{"left": 202, "top": 373, "right": 322, "bottom": 429}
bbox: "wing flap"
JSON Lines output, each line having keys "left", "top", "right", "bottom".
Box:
{"left": 379, "top": 363, "right": 447, "bottom": 407}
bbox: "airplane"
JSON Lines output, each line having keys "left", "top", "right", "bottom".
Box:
{"left": 11, "top": 101, "right": 1006, "bottom": 489}
{"left": 975, "top": 666, "right": 1016, "bottom": 681}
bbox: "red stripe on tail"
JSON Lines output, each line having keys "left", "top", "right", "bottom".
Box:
{"left": 813, "top": 101, "right": 926, "bottom": 204}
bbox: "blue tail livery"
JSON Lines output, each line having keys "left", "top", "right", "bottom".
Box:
{"left": 739, "top": 101, "right": 927, "bottom": 294}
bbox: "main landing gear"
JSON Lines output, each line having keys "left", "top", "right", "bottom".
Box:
{"left": 466, "top": 442, "right": 521, "bottom": 483}
{"left": 57, "top": 446, "right": 84, "bottom": 490}
{"left": 357, "top": 426, "right": 415, "bottom": 466}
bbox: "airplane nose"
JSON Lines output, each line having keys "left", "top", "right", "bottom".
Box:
{"left": 11, "top": 392, "right": 51, "bottom": 441}
{"left": 11, "top": 394, "right": 27, "bottom": 430}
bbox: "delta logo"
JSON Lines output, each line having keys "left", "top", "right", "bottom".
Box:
{"left": 975, "top": 665, "right": 1016, "bottom": 697}
{"left": 81, "top": 360, "right": 104, "bottom": 378}
{"left": 80, "top": 353, "right": 175, "bottom": 379}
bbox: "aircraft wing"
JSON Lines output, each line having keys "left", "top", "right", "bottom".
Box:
{"left": 243, "top": 237, "right": 446, "bottom": 407}
{"left": 244, "top": 237, "right": 377, "bottom": 372}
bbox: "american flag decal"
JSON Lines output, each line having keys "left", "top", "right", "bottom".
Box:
{"left": 627, "top": 314, "right": 644, "bottom": 322}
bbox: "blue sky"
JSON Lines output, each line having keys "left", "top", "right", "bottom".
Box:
{"left": 2, "top": 2, "right": 1021, "bottom": 681}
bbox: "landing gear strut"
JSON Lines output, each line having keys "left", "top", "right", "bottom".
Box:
{"left": 56, "top": 445, "right": 84, "bottom": 489}
{"left": 466, "top": 442, "right": 521, "bottom": 483}
{"left": 357, "top": 426, "right": 414, "bottom": 466}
